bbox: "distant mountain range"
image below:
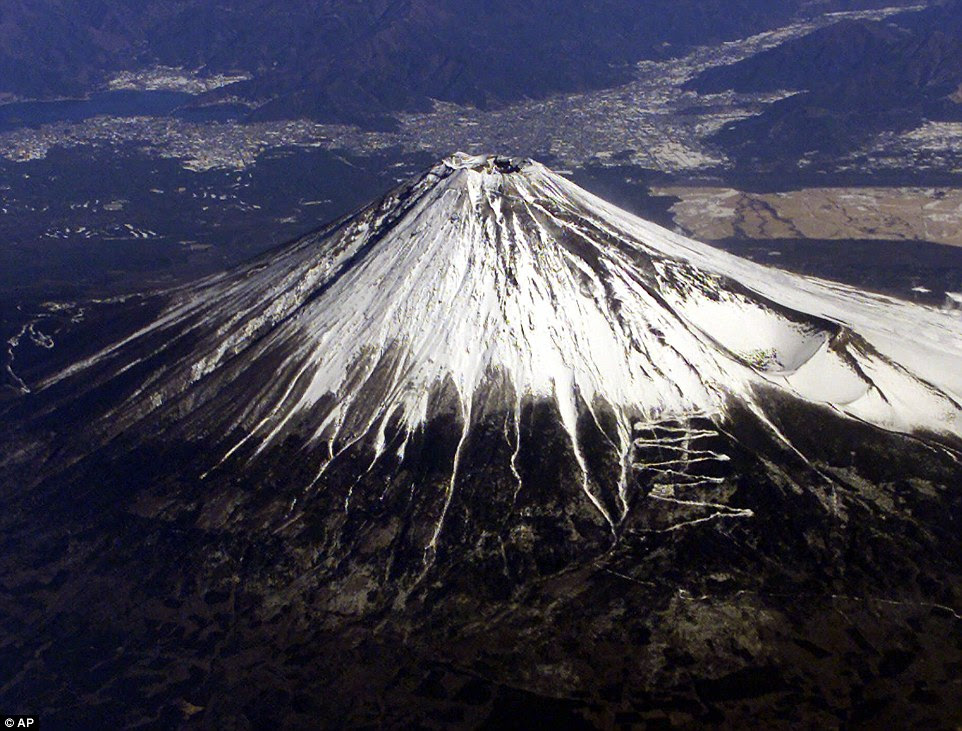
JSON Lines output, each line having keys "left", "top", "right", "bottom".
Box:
{"left": 0, "top": 0, "right": 924, "bottom": 124}
{"left": 688, "top": 0, "right": 962, "bottom": 170}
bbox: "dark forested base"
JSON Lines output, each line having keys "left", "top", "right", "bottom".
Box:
{"left": 2, "top": 393, "right": 961, "bottom": 728}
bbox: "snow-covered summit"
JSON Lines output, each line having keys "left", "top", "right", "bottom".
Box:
{"left": 442, "top": 152, "right": 532, "bottom": 173}
{"left": 48, "top": 155, "right": 962, "bottom": 480}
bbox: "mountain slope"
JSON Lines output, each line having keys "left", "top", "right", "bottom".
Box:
{"left": 22, "top": 153, "right": 962, "bottom": 451}
{"left": 2, "top": 155, "right": 962, "bottom": 727}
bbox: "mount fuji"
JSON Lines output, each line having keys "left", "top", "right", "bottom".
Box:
{"left": 3, "top": 154, "right": 962, "bottom": 728}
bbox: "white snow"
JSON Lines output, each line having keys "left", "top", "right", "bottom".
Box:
{"left": 45, "top": 154, "right": 962, "bottom": 478}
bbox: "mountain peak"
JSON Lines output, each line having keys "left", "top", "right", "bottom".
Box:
{"left": 442, "top": 152, "right": 533, "bottom": 174}
{"left": 8, "top": 157, "right": 962, "bottom": 622}
{"left": 8, "top": 161, "right": 962, "bottom": 731}
{"left": 37, "top": 160, "right": 962, "bottom": 511}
